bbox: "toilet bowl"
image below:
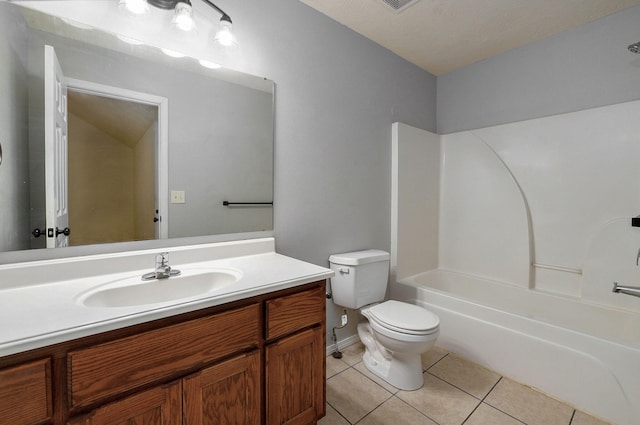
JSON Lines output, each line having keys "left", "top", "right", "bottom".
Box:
{"left": 358, "top": 300, "right": 439, "bottom": 390}
{"left": 328, "top": 250, "right": 440, "bottom": 391}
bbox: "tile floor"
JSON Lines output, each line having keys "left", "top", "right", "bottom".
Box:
{"left": 320, "top": 343, "right": 612, "bottom": 425}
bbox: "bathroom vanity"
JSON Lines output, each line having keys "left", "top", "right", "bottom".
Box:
{"left": 0, "top": 238, "right": 332, "bottom": 425}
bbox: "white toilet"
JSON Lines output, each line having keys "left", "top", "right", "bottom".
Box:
{"left": 329, "top": 249, "right": 440, "bottom": 391}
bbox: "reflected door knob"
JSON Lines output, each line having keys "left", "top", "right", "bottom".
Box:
{"left": 32, "top": 228, "right": 46, "bottom": 238}
{"left": 55, "top": 227, "right": 71, "bottom": 236}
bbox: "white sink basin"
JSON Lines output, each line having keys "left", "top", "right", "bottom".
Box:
{"left": 79, "top": 268, "right": 242, "bottom": 308}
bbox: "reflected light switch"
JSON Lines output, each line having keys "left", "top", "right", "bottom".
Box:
{"left": 170, "top": 190, "right": 186, "bottom": 204}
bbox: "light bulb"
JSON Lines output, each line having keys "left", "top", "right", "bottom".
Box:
{"left": 214, "top": 19, "right": 237, "bottom": 47}
{"left": 172, "top": 2, "right": 196, "bottom": 32}
{"left": 118, "top": 0, "right": 149, "bottom": 15}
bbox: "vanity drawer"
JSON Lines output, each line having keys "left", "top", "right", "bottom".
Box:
{"left": 68, "top": 303, "right": 260, "bottom": 409}
{"left": 0, "top": 358, "right": 52, "bottom": 425}
{"left": 266, "top": 283, "right": 325, "bottom": 340}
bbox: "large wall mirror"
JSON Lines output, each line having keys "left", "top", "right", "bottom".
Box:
{"left": 0, "top": 1, "right": 274, "bottom": 263}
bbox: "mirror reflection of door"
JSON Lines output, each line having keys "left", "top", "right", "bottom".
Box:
{"left": 67, "top": 90, "right": 159, "bottom": 246}
{"left": 44, "top": 45, "right": 69, "bottom": 248}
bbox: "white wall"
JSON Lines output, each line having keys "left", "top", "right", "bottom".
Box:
{"left": 439, "top": 131, "right": 531, "bottom": 287}
{"left": 405, "top": 100, "right": 640, "bottom": 313}
{"left": 391, "top": 123, "right": 440, "bottom": 281}
{"left": 431, "top": 4, "right": 640, "bottom": 309}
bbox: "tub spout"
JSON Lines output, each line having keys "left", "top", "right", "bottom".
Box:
{"left": 612, "top": 282, "right": 640, "bottom": 298}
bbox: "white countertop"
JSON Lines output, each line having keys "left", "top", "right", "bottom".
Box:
{"left": 0, "top": 239, "right": 333, "bottom": 357}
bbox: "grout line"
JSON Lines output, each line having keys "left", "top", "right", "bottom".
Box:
{"left": 424, "top": 352, "right": 449, "bottom": 372}
{"left": 480, "top": 377, "right": 528, "bottom": 425}
{"left": 460, "top": 377, "right": 504, "bottom": 425}
{"left": 460, "top": 402, "right": 481, "bottom": 425}
{"left": 327, "top": 360, "right": 395, "bottom": 424}
{"left": 482, "top": 376, "right": 503, "bottom": 401}
{"left": 424, "top": 371, "right": 484, "bottom": 401}
{"left": 352, "top": 392, "right": 395, "bottom": 424}
{"left": 391, "top": 394, "right": 443, "bottom": 425}
{"left": 326, "top": 400, "right": 354, "bottom": 425}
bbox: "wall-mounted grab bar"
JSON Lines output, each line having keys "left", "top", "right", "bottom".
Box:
{"left": 612, "top": 282, "right": 640, "bottom": 298}
{"left": 222, "top": 201, "right": 273, "bottom": 206}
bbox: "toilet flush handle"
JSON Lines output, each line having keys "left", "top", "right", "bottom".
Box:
{"left": 338, "top": 267, "right": 350, "bottom": 274}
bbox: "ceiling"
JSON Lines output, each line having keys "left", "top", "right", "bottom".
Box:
{"left": 68, "top": 91, "right": 157, "bottom": 148}
{"left": 300, "top": 0, "right": 640, "bottom": 76}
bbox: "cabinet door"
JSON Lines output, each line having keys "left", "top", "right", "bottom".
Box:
{"left": 183, "top": 351, "right": 260, "bottom": 425}
{"left": 266, "top": 327, "right": 325, "bottom": 425}
{"left": 67, "top": 381, "right": 181, "bottom": 425}
{"left": 0, "top": 358, "right": 52, "bottom": 425}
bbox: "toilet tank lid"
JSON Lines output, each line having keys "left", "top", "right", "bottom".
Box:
{"left": 329, "top": 249, "right": 390, "bottom": 266}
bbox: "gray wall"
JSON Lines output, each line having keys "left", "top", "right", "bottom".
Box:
{"left": 437, "top": 5, "right": 640, "bottom": 134}
{"left": 0, "top": 4, "right": 30, "bottom": 251}
{"left": 222, "top": 0, "right": 437, "bottom": 342}
{"left": 228, "top": 0, "right": 437, "bottom": 265}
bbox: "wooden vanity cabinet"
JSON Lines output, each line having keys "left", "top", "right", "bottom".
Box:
{"left": 0, "top": 358, "right": 52, "bottom": 425}
{"left": 0, "top": 280, "right": 326, "bottom": 425}
{"left": 68, "top": 350, "right": 260, "bottom": 425}
{"left": 67, "top": 304, "right": 260, "bottom": 410}
{"left": 66, "top": 381, "right": 182, "bottom": 425}
{"left": 183, "top": 350, "right": 261, "bottom": 425}
{"left": 265, "top": 284, "right": 326, "bottom": 425}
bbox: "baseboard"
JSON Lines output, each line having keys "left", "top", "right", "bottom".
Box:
{"left": 326, "top": 334, "right": 360, "bottom": 357}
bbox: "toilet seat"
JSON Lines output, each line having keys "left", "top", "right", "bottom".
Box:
{"left": 365, "top": 300, "right": 439, "bottom": 336}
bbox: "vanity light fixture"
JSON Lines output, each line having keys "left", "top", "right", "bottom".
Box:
{"left": 171, "top": 0, "right": 196, "bottom": 32}
{"left": 119, "top": 0, "right": 237, "bottom": 48}
{"left": 118, "top": 0, "right": 150, "bottom": 15}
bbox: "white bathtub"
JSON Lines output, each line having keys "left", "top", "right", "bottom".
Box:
{"left": 391, "top": 269, "right": 640, "bottom": 425}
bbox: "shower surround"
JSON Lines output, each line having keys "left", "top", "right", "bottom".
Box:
{"left": 390, "top": 100, "right": 640, "bottom": 425}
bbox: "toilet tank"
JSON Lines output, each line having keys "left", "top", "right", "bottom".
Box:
{"left": 328, "top": 249, "right": 390, "bottom": 309}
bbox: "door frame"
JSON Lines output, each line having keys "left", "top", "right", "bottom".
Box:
{"left": 65, "top": 78, "right": 169, "bottom": 239}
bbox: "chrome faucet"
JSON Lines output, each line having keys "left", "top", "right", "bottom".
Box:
{"left": 612, "top": 282, "right": 640, "bottom": 298}
{"left": 142, "top": 252, "right": 181, "bottom": 281}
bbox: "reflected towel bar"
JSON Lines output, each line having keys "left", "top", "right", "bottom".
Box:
{"left": 612, "top": 282, "right": 640, "bottom": 298}
{"left": 222, "top": 201, "right": 273, "bottom": 206}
